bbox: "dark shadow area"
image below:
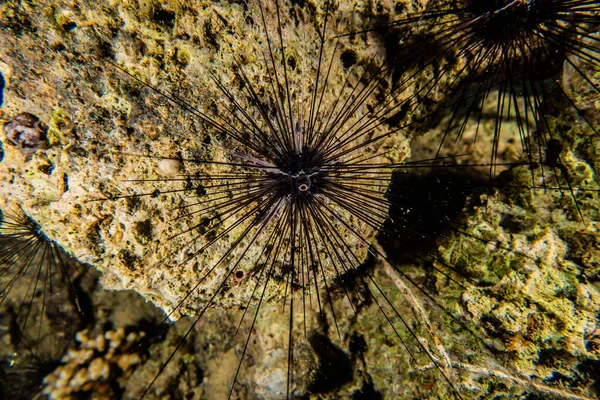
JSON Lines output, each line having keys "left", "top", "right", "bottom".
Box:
{"left": 352, "top": 380, "right": 383, "bottom": 400}
{"left": 578, "top": 359, "right": 600, "bottom": 397}
{"left": 308, "top": 334, "right": 354, "bottom": 394}
{"left": 0, "top": 334, "right": 67, "bottom": 400}
{"left": 330, "top": 252, "right": 377, "bottom": 311}
{"left": 378, "top": 168, "right": 486, "bottom": 263}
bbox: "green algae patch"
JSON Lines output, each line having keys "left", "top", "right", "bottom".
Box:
{"left": 432, "top": 160, "right": 600, "bottom": 394}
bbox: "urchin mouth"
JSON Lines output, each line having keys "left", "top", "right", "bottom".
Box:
{"left": 269, "top": 145, "right": 328, "bottom": 198}
{"left": 291, "top": 171, "right": 312, "bottom": 193}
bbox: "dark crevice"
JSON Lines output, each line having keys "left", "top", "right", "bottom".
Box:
{"left": 308, "top": 334, "right": 353, "bottom": 393}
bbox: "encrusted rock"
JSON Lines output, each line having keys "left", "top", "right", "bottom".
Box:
{"left": 3, "top": 112, "right": 48, "bottom": 158}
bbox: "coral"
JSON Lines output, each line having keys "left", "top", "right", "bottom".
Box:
{"left": 42, "top": 328, "right": 145, "bottom": 400}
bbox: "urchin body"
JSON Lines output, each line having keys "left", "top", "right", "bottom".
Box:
{"left": 391, "top": 0, "right": 599, "bottom": 169}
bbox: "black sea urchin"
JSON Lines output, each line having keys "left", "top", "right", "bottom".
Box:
{"left": 0, "top": 206, "right": 88, "bottom": 359}
{"left": 372, "top": 0, "right": 599, "bottom": 181}
{"left": 0, "top": 333, "right": 68, "bottom": 400}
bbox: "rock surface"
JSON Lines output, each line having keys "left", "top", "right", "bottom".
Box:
{"left": 1, "top": 0, "right": 599, "bottom": 399}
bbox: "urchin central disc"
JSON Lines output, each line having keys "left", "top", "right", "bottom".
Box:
{"left": 275, "top": 146, "right": 324, "bottom": 195}
{"left": 469, "top": 0, "right": 535, "bottom": 41}
{"left": 292, "top": 171, "right": 311, "bottom": 192}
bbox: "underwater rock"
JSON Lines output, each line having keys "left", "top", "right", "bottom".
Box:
{"left": 0, "top": 0, "right": 598, "bottom": 399}
{"left": 4, "top": 112, "right": 48, "bottom": 159}
{"left": 0, "top": 0, "right": 408, "bottom": 318}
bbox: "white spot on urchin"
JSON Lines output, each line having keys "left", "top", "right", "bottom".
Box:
{"left": 156, "top": 158, "right": 182, "bottom": 176}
